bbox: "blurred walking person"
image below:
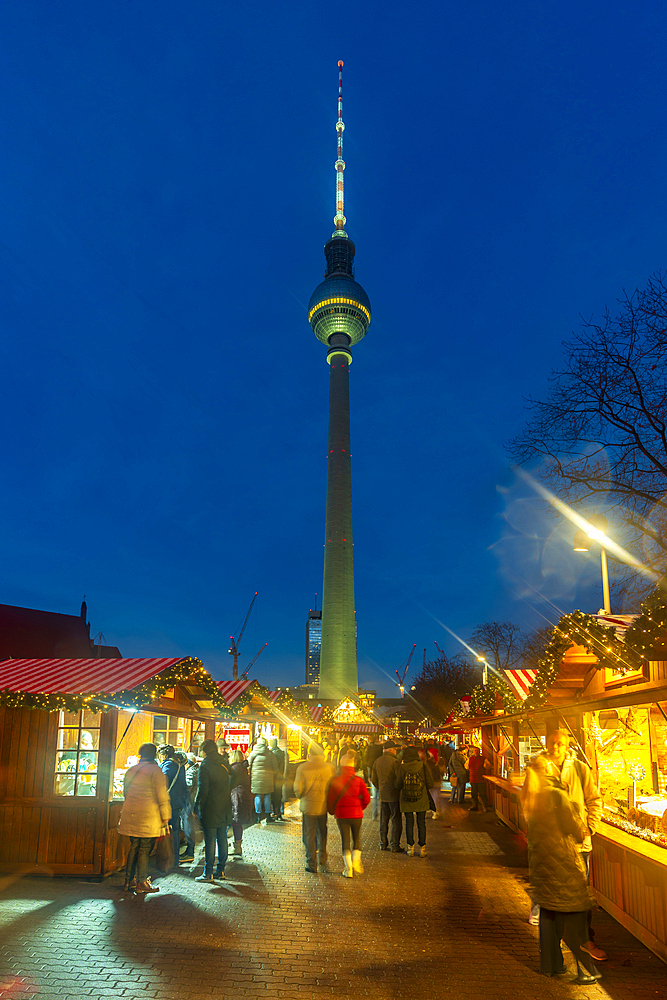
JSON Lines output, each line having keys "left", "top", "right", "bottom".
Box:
{"left": 371, "top": 740, "right": 404, "bottom": 853}
{"left": 522, "top": 748, "right": 601, "bottom": 984}
{"left": 294, "top": 744, "right": 335, "bottom": 873}
{"left": 448, "top": 746, "right": 468, "bottom": 804}
{"left": 248, "top": 738, "right": 278, "bottom": 825}
{"left": 467, "top": 746, "right": 490, "bottom": 812}
{"left": 328, "top": 752, "right": 370, "bottom": 877}
{"left": 118, "top": 742, "right": 171, "bottom": 894}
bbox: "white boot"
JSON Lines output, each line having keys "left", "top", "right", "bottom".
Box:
{"left": 233, "top": 840, "right": 243, "bottom": 856}
{"left": 352, "top": 850, "right": 363, "bottom": 874}
{"left": 342, "top": 851, "right": 353, "bottom": 878}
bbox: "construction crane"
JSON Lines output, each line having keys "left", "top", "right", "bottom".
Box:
{"left": 239, "top": 643, "right": 268, "bottom": 681}
{"left": 395, "top": 643, "right": 416, "bottom": 698}
{"left": 434, "top": 640, "right": 445, "bottom": 657}
{"left": 229, "top": 592, "right": 258, "bottom": 680}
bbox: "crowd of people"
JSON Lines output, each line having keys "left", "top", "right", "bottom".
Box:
{"left": 117, "top": 729, "right": 608, "bottom": 984}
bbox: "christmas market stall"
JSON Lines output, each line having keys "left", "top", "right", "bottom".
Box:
{"left": 452, "top": 596, "right": 667, "bottom": 963}
{"left": 0, "top": 656, "right": 232, "bottom": 877}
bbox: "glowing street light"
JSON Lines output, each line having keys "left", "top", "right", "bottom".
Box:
{"left": 574, "top": 513, "right": 611, "bottom": 614}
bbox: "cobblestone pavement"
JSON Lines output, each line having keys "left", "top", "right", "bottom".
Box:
{"left": 0, "top": 800, "right": 665, "bottom": 1000}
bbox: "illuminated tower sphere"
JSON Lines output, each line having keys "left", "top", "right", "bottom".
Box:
{"left": 308, "top": 61, "right": 371, "bottom": 701}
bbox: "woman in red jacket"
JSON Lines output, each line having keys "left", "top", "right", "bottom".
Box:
{"left": 327, "top": 752, "right": 371, "bottom": 878}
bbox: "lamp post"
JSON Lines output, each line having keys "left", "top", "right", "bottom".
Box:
{"left": 574, "top": 513, "right": 611, "bottom": 614}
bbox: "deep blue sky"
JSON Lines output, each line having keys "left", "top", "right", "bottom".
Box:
{"left": 1, "top": 2, "right": 665, "bottom": 694}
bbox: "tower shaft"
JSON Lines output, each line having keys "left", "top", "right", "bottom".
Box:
{"left": 320, "top": 350, "right": 357, "bottom": 699}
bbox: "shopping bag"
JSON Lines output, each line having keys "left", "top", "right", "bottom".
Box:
{"left": 154, "top": 829, "right": 175, "bottom": 873}
{"left": 182, "top": 809, "right": 204, "bottom": 845}
{"left": 115, "top": 832, "right": 131, "bottom": 868}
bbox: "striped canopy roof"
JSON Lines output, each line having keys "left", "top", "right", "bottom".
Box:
{"left": 216, "top": 678, "right": 255, "bottom": 704}
{"left": 504, "top": 668, "right": 538, "bottom": 701}
{"left": 333, "top": 722, "right": 383, "bottom": 734}
{"left": 0, "top": 657, "right": 187, "bottom": 695}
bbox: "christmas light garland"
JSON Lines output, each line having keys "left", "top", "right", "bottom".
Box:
{"left": 452, "top": 588, "right": 667, "bottom": 720}
{"left": 0, "top": 657, "right": 234, "bottom": 715}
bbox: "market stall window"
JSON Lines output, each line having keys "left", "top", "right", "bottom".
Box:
{"left": 54, "top": 710, "right": 101, "bottom": 796}
{"left": 589, "top": 704, "right": 667, "bottom": 848}
{"left": 152, "top": 715, "right": 185, "bottom": 748}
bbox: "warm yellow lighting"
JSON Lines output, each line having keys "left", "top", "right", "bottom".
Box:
{"left": 308, "top": 296, "right": 371, "bottom": 325}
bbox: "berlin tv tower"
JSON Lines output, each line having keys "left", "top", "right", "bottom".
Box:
{"left": 308, "top": 61, "right": 371, "bottom": 700}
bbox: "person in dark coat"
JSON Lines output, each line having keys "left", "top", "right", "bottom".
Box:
{"left": 268, "top": 738, "right": 287, "bottom": 821}
{"left": 370, "top": 741, "right": 404, "bottom": 852}
{"left": 194, "top": 739, "right": 233, "bottom": 882}
{"left": 159, "top": 744, "right": 189, "bottom": 868}
{"left": 229, "top": 749, "right": 252, "bottom": 857}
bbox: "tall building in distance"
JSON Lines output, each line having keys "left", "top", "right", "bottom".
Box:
{"left": 308, "top": 62, "right": 371, "bottom": 700}
{"left": 305, "top": 606, "right": 322, "bottom": 685}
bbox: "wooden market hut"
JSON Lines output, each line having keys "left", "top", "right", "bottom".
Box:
{"left": 0, "top": 656, "right": 232, "bottom": 877}
{"left": 455, "top": 635, "right": 667, "bottom": 964}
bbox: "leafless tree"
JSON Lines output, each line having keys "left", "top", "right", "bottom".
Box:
{"left": 508, "top": 270, "right": 667, "bottom": 592}
{"left": 411, "top": 652, "right": 479, "bottom": 723}
{"left": 468, "top": 621, "right": 525, "bottom": 671}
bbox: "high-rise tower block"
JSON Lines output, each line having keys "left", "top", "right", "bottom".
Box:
{"left": 308, "top": 61, "right": 371, "bottom": 700}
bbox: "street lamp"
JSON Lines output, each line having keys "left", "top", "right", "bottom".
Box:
{"left": 476, "top": 655, "right": 489, "bottom": 686}
{"left": 574, "top": 513, "right": 611, "bottom": 614}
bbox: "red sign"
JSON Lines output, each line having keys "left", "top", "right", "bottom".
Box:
{"left": 223, "top": 727, "right": 251, "bottom": 753}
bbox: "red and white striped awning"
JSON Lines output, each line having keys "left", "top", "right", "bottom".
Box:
{"left": 0, "top": 657, "right": 187, "bottom": 695}
{"left": 333, "top": 722, "right": 383, "bottom": 734}
{"left": 216, "top": 678, "right": 255, "bottom": 704}
{"left": 310, "top": 705, "right": 325, "bottom": 722}
{"left": 504, "top": 668, "right": 538, "bottom": 702}
{"left": 266, "top": 690, "right": 280, "bottom": 703}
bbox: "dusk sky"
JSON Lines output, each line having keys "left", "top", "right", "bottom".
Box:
{"left": 1, "top": 2, "right": 665, "bottom": 695}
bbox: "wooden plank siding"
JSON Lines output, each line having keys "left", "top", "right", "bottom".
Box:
{"left": 0, "top": 706, "right": 119, "bottom": 876}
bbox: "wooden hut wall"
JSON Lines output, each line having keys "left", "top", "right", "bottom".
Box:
{"left": 0, "top": 706, "right": 118, "bottom": 876}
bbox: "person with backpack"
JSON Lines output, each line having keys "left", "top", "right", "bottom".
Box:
{"left": 396, "top": 746, "right": 431, "bottom": 856}
{"left": 327, "top": 752, "right": 370, "bottom": 878}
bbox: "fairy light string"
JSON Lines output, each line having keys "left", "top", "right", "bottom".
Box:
{"left": 454, "top": 587, "right": 667, "bottom": 720}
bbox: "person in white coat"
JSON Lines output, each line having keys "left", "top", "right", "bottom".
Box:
{"left": 118, "top": 743, "right": 171, "bottom": 893}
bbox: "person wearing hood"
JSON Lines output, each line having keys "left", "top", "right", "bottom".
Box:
{"left": 327, "top": 752, "right": 370, "bottom": 878}
{"left": 294, "top": 743, "right": 335, "bottom": 873}
{"left": 396, "top": 746, "right": 430, "bottom": 856}
{"left": 248, "top": 738, "right": 278, "bottom": 825}
{"left": 194, "top": 740, "right": 233, "bottom": 882}
{"left": 159, "top": 744, "right": 189, "bottom": 868}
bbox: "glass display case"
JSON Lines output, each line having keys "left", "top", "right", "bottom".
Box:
{"left": 588, "top": 704, "right": 667, "bottom": 848}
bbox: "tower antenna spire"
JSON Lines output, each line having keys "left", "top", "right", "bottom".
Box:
{"left": 334, "top": 59, "right": 346, "bottom": 234}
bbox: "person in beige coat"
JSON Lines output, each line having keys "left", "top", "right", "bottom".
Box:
{"left": 293, "top": 744, "right": 334, "bottom": 873}
{"left": 118, "top": 743, "right": 171, "bottom": 893}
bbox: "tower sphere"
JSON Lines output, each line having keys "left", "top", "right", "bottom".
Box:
{"left": 308, "top": 274, "right": 372, "bottom": 347}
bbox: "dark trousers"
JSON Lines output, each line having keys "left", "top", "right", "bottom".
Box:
{"left": 538, "top": 907, "right": 598, "bottom": 978}
{"left": 337, "top": 816, "right": 362, "bottom": 852}
{"left": 470, "top": 782, "right": 488, "bottom": 810}
{"left": 302, "top": 813, "right": 328, "bottom": 869}
{"left": 450, "top": 780, "right": 466, "bottom": 803}
{"left": 170, "top": 807, "right": 182, "bottom": 863}
{"left": 404, "top": 811, "right": 426, "bottom": 847}
{"left": 380, "top": 800, "right": 402, "bottom": 849}
{"left": 271, "top": 788, "right": 283, "bottom": 817}
{"left": 203, "top": 825, "right": 228, "bottom": 875}
{"left": 232, "top": 822, "right": 243, "bottom": 841}
{"left": 125, "top": 837, "right": 155, "bottom": 882}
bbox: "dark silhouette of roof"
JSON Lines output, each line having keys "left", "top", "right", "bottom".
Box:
{"left": 0, "top": 602, "right": 121, "bottom": 660}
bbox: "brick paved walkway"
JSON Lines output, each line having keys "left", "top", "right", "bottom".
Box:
{"left": 0, "top": 800, "right": 665, "bottom": 1000}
